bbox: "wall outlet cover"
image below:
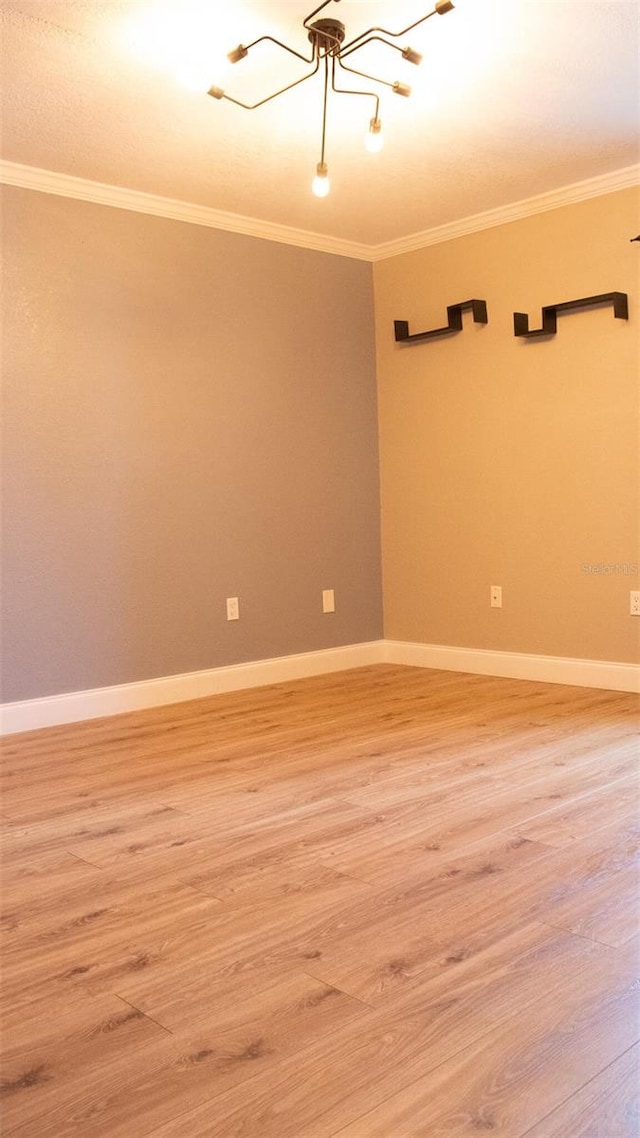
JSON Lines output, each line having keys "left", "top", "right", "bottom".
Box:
{"left": 322, "top": 589, "right": 336, "bottom": 614}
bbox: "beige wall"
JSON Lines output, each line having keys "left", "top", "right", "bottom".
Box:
{"left": 3, "top": 185, "right": 638, "bottom": 706}
{"left": 374, "top": 188, "right": 640, "bottom": 663}
{"left": 1, "top": 187, "right": 382, "bottom": 701}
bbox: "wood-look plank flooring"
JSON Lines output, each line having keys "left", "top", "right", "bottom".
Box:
{"left": 1, "top": 664, "right": 638, "bottom": 1137}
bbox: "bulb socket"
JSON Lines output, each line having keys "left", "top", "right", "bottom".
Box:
{"left": 435, "top": 0, "right": 455, "bottom": 14}
{"left": 402, "top": 46, "right": 423, "bottom": 66}
{"left": 392, "top": 81, "right": 411, "bottom": 98}
{"left": 227, "top": 44, "right": 248, "bottom": 64}
{"left": 208, "top": 86, "right": 225, "bottom": 100}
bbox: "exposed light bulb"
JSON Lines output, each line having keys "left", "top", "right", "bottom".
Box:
{"left": 121, "top": 2, "right": 241, "bottom": 92}
{"left": 365, "top": 117, "right": 384, "bottom": 153}
{"left": 176, "top": 59, "right": 229, "bottom": 93}
{"left": 312, "top": 162, "right": 330, "bottom": 198}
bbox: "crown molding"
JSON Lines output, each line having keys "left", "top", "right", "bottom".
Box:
{"left": 369, "top": 164, "right": 640, "bottom": 261}
{"left": 1, "top": 159, "right": 638, "bottom": 263}
{"left": 0, "top": 160, "right": 372, "bottom": 262}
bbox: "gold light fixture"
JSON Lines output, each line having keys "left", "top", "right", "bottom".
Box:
{"left": 208, "top": 0, "right": 455, "bottom": 197}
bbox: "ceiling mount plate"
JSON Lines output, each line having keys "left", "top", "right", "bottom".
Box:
{"left": 308, "top": 18, "right": 346, "bottom": 55}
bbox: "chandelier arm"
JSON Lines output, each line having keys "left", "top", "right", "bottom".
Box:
{"left": 243, "top": 34, "right": 315, "bottom": 65}
{"left": 336, "top": 56, "right": 398, "bottom": 93}
{"left": 303, "top": 0, "right": 340, "bottom": 34}
{"left": 341, "top": 6, "right": 438, "bottom": 55}
{"left": 340, "top": 35, "right": 406, "bottom": 62}
{"left": 331, "top": 59, "right": 380, "bottom": 120}
{"left": 319, "top": 54, "right": 330, "bottom": 164}
{"left": 217, "top": 57, "right": 321, "bottom": 111}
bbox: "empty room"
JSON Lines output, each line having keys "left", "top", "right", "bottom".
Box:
{"left": 1, "top": 1, "right": 639, "bottom": 1135}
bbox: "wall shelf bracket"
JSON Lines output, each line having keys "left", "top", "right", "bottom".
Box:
{"left": 394, "top": 298, "right": 488, "bottom": 345}
{"left": 513, "top": 292, "right": 629, "bottom": 338}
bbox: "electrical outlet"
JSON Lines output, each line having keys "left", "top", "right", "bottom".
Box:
{"left": 490, "top": 585, "right": 502, "bottom": 608}
{"left": 226, "top": 596, "right": 239, "bottom": 621}
{"left": 322, "top": 589, "right": 335, "bottom": 614}
{"left": 630, "top": 590, "right": 640, "bottom": 616}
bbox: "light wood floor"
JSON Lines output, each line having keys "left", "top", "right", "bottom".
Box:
{"left": 1, "top": 664, "right": 638, "bottom": 1138}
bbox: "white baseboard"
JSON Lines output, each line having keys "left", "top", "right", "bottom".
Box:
{"left": 384, "top": 640, "right": 640, "bottom": 694}
{"left": 2, "top": 638, "right": 637, "bottom": 735}
{"left": 0, "top": 641, "right": 386, "bottom": 735}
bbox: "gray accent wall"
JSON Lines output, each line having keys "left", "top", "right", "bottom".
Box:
{"left": 1, "top": 187, "right": 382, "bottom": 701}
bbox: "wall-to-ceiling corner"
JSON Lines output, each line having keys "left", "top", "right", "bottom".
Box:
{"left": 1, "top": 185, "right": 383, "bottom": 704}
{"left": 374, "top": 187, "right": 640, "bottom": 666}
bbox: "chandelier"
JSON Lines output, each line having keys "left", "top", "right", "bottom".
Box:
{"left": 208, "top": 0, "right": 455, "bottom": 197}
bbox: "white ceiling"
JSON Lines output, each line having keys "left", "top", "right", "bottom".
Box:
{"left": 1, "top": 0, "right": 639, "bottom": 247}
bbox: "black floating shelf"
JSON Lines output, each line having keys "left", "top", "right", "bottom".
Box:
{"left": 513, "top": 292, "right": 629, "bottom": 338}
{"left": 394, "top": 298, "right": 488, "bottom": 344}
